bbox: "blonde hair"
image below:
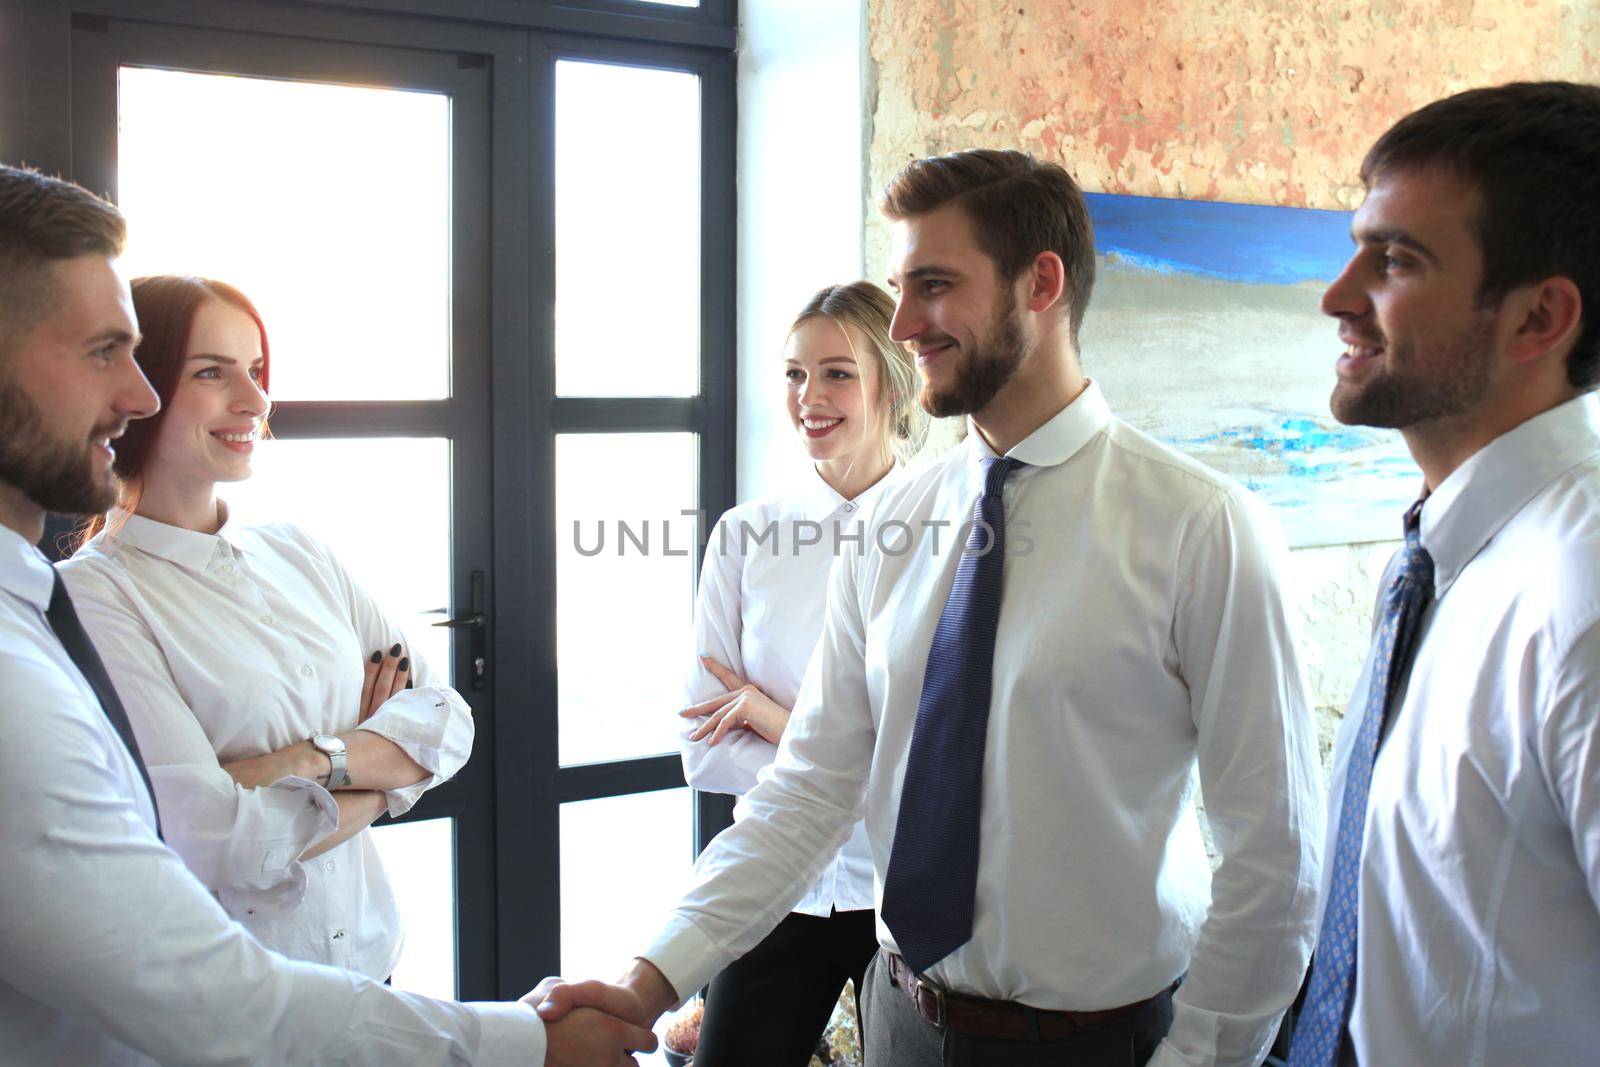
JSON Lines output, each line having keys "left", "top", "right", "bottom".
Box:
{"left": 790, "top": 281, "right": 928, "bottom": 464}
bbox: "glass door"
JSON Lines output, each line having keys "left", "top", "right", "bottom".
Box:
{"left": 71, "top": 17, "right": 495, "bottom": 998}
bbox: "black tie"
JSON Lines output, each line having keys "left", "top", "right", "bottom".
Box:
{"left": 45, "top": 572, "right": 162, "bottom": 838}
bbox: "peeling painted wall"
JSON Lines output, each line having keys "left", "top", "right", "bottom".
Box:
{"left": 865, "top": 0, "right": 1600, "bottom": 763}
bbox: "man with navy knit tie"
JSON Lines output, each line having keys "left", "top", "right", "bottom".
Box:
{"left": 0, "top": 163, "right": 656, "bottom": 1065}
{"left": 539, "top": 150, "right": 1324, "bottom": 1066}
{"left": 1286, "top": 82, "right": 1600, "bottom": 1067}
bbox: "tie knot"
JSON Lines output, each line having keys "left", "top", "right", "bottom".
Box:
{"left": 981, "top": 456, "right": 1025, "bottom": 498}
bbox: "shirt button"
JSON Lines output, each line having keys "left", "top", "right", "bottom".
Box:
{"left": 260, "top": 613, "right": 277, "bottom": 626}
{"left": 325, "top": 860, "right": 336, "bottom": 872}
{"left": 332, "top": 928, "right": 346, "bottom": 941}
{"left": 218, "top": 563, "right": 235, "bottom": 576}
{"left": 843, "top": 502, "right": 857, "bottom": 512}
{"left": 299, "top": 665, "right": 314, "bottom": 677}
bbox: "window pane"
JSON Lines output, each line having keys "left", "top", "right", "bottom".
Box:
{"left": 555, "top": 61, "right": 700, "bottom": 397}
{"left": 116, "top": 66, "right": 451, "bottom": 401}
{"left": 556, "top": 433, "right": 697, "bottom": 765}
{"left": 223, "top": 437, "right": 452, "bottom": 683}
{"left": 371, "top": 818, "right": 457, "bottom": 998}
{"left": 560, "top": 789, "right": 694, "bottom": 983}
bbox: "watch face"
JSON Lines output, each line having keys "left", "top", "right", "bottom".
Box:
{"left": 313, "top": 733, "right": 346, "bottom": 754}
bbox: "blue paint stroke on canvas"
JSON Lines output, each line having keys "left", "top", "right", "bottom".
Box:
{"left": 1080, "top": 193, "right": 1419, "bottom": 546}
{"left": 1084, "top": 191, "right": 1351, "bottom": 285}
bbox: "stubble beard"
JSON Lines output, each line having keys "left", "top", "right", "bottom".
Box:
{"left": 1330, "top": 311, "right": 1498, "bottom": 430}
{"left": 0, "top": 369, "right": 121, "bottom": 517}
{"left": 919, "top": 286, "right": 1030, "bottom": 418}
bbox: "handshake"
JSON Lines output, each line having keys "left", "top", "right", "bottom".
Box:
{"left": 525, "top": 958, "right": 683, "bottom": 1066}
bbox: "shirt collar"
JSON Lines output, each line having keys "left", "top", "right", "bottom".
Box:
{"left": 0, "top": 524, "right": 56, "bottom": 613}
{"left": 1419, "top": 392, "right": 1600, "bottom": 597}
{"left": 796, "top": 463, "right": 902, "bottom": 523}
{"left": 103, "top": 501, "right": 252, "bottom": 575}
{"left": 965, "top": 378, "right": 1113, "bottom": 468}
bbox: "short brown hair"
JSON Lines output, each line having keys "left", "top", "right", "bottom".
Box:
{"left": 1362, "top": 82, "right": 1600, "bottom": 390}
{"left": 0, "top": 164, "right": 126, "bottom": 361}
{"left": 879, "top": 149, "right": 1097, "bottom": 344}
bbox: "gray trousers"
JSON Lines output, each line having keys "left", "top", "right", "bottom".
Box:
{"left": 859, "top": 951, "right": 1173, "bottom": 1067}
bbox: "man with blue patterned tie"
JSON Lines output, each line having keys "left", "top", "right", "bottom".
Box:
{"left": 538, "top": 150, "right": 1324, "bottom": 1067}
{"left": 1287, "top": 82, "right": 1600, "bottom": 1066}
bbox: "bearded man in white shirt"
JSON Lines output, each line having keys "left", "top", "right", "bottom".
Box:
{"left": 0, "top": 162, "right": 655, "bottom": 1066}
{"left": 538, "top": 149, "right": 1325, "bottom": 1067}
{"left": 1283, "top": 82, "right": 1600, "bottom": 1067}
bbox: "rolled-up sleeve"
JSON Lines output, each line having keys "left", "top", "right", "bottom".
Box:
{"left": 679, "top": 510, "right": 779, "bottom": 795}
{"left": 358, "top": 683, "right": 473, "bottom": 817}
{"left": 61, "top": 565, "right": 338, "bottom": 910}
{"left": 298, "top": 526, "right": 476, "bottom": 817}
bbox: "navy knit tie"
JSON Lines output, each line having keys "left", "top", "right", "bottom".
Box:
{"left": 1288, "top": 502, "right": 1433, "bottom": 1066}
{"left": 881, "top": 456, "right": 1024, "bottom": 975}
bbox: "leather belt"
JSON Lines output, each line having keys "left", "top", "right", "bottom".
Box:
{"left": 886, "top": 952, "right": 1173, "bottom": 1043}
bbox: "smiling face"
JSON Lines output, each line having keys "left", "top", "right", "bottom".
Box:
{"left": 1323, "top": 166, "right": 1504, "bottom": 431}
{"left": 886, "top": 203, "right": 1030, "bottom": 418}
{"left": 143, "top": 298, "right": 269, "bottom": 493}
{"left": 0, "top": 255, "right": 157, "bottom": 523}
{"left": 784, "top": 316, "right": 887, "bottom": 467}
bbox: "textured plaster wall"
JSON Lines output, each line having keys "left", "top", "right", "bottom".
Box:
{"left": 864, "top": 0, "right": 1600, "bottom": 760}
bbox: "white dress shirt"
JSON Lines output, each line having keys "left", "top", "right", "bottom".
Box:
{"left": 1326, "top": 392, "right": 1600, "bottom": 1066}
{"left": 680, "top": 466, "right": 897, "bottom": 916}
{"left": 645, "top": 381, "right": 1324, "bottom": 1067}
{"left": 0, "top": 523, "right": 541, "bottom": 1065}
{"left": 58, "top": 511, "right": 474, "bottom": 979}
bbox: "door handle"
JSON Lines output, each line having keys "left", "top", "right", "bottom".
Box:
{"left": 430, "top": 612, "right": 485, "bottom": 629}
{"left": 424, "top": 570, "right": 488, "bottom": 690}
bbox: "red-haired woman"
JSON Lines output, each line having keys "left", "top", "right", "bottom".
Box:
{"left": 58, "top": 275, "right": 472, "bottom": 979}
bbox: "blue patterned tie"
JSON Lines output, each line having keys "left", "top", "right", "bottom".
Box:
{"left": 1288, "top": 503, "right": 1433, "bottom": 1067}
{"left": 881, "top": 456, "right": 1025, "bottom": 975}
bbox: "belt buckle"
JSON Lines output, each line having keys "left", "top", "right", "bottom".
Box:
{"left": 915, "top": 976, "right": 947, "bottom": 1029}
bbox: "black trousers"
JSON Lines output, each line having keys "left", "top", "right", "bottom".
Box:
{"left": 694, "top": 908, "right": 879, "bottom": 1067}
{"left": 859, "top": 951, "right": 1175, "bottom": 1067}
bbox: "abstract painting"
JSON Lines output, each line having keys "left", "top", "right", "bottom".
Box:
{"left": 1079, "top": 192, "right": 1419, "bottom": 547}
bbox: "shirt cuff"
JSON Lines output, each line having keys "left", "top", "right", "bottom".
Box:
{"left": 212, "top": 775, "right": 338, "bottom": 916}
{"left": 466, "top": 1001, "right": 545, "bottom": 1066}
{"left": 640, "top": 915, "right": 727, "bottom": 1010}
{"left": 357, "top": 685, "right": 473, "bottom": 817}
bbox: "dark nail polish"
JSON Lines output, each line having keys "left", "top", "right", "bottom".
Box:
{"left": 405, "top": 678, "right": 413, "bottom": 689}
{"left": 370, "top": 651, "right": 383, "bottom": 664}
{"left": 389, "top": 643, "right": 402, "bottom": 657}
{"left": 397, "top": 657, "right": 409, "bottom": 672}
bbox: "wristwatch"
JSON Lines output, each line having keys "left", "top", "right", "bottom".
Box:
{"left": 309, "top": 733, "right": 351, "bottom": 789}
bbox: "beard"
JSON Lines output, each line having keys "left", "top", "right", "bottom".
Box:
{"left": 919, "top": 285, "right": 1030, "bottom": 418}
{"left": 0, "top": 371, "right": 123, "bottom": 517}
{"left": 1330, "top": 311, "right": 1497, "bottom": 429}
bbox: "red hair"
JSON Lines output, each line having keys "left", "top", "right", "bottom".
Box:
{"left": 70, "top": 275, "right": 270, "bottom": 548}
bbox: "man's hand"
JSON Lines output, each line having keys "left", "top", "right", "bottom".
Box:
{"left": 542, "top": 1006, "right": 656, "bottom": 1066}
{"left": 678, "top": 656, "right": 792, "bottom": 745}
{"left": 528, "top": 959, "right": 679, "bottom": 1027}
{"left": 524, "top": 969, "right": 672, "bottom": 1067}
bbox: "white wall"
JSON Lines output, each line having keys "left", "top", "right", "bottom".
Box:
{"left": 735, "top": 0, "right": 866, "bottom": 502}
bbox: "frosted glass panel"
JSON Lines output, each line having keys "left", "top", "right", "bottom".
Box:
{"left": 560, "top": 789, "right": 694, "bottom": 982}
{"left": 371, "top": 818, "right": 456, "bottom": 997}
{"left": 556, "top": 433, "right": 697, "bottom": 765}
{"left": 555, "top": 61, "right": 700, "bottom": 397}
{"left": 224, "top": 437, "right": 452, "bottom": 683}
{"left": 116, "top": 66, "right": 451, "bottom": 401}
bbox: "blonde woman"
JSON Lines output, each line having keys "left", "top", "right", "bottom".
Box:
{"left": 678, "top": 281, "right": 926, "bottom": 1065}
